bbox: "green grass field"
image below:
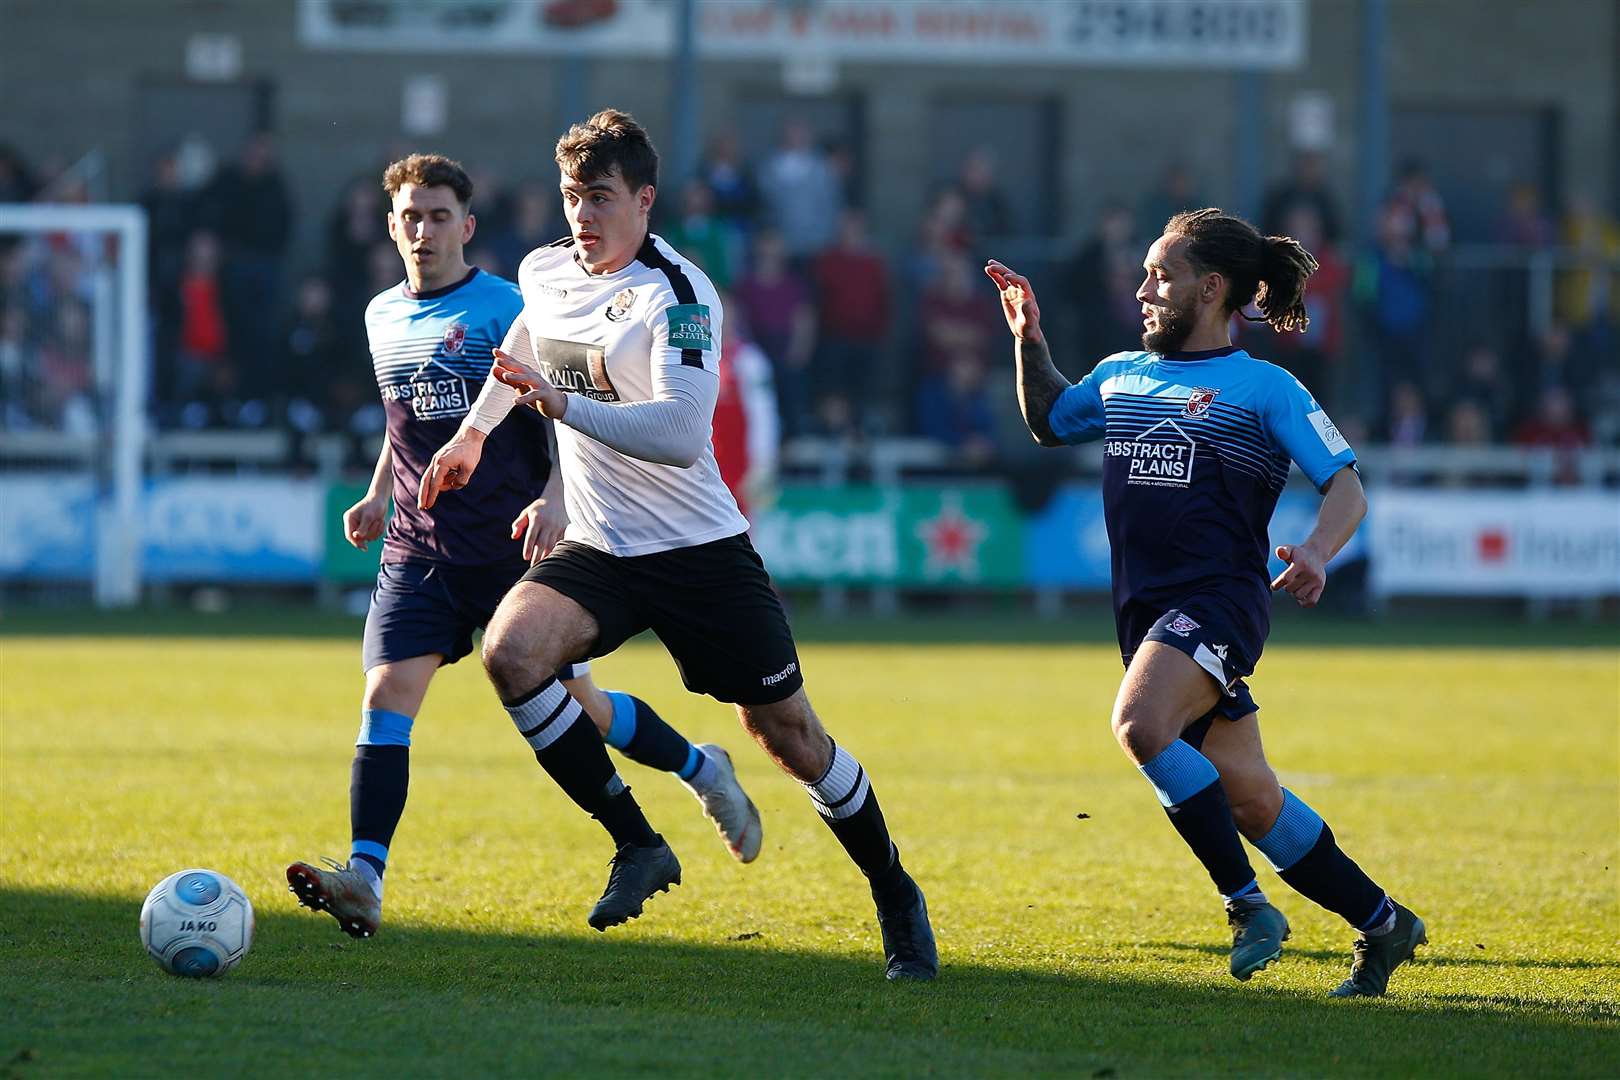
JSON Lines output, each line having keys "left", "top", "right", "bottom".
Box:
{"left": 2, "top": 610, "right": 1616, "bottom": 1077}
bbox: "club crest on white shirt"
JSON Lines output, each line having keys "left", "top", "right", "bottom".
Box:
{"left": 605, "top": 289, "right": 636, "bottom": 322}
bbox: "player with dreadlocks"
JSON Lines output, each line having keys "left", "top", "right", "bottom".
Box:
{"left": 985, "top": 208, "right": 1426, "bottom": 997}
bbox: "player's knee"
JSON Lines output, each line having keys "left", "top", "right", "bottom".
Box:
{"left": 481, "top": 624, "right": 555, "bottom": 701}
{"left": 1110, "top": 706, "right": 1178, "bottom": 764}
{"left": 1226, "top": 779, "right": 1284, "bottom": 840}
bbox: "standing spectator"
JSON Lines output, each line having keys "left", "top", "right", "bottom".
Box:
{"left": 907, "top": 187, "right": 972, "bottom": 290}
{"left": 280, "top": 274, "right": 355, "bottom": 433}
{"left": 915, "top": 348, "right": 998, "bottom": 467}
{"left": 488, "top": 178, "right": 562, "bottom": 281}
{"left": 211, "top": 133, "right": 293, "bottom": 379}
{"left": 1382, "top": 381, "right": 1429, "bottom": 447}
{"left": 809, "top": 209, "right": 890, "bottom": 436}
{"left": 956, "top": 147, "right": 1012, "bottom": 242}
{"left": 733, "top": 228, "right": 815, "bottom": 438}
{"left": 1495, "top": 183, "right": 1554, "bottom": 248}
{"left": 1514, "top": 385, "right": 1591, "bottom": 482}
{"left": 173, "top": 231, "right": 232, "bottom": 425}
{"left": 759, "top": 118, "right": 841, "bottom": 260}
{"left": 1557, "top": 191, "right": 1620, "bottom": 350}
{"left": 37, "top": 298, "right": 95, "bottom": 434}
{"left": 699, "top": 129, "right": 759, "bottom": 230}
{"left": 1444, "top": 399, "right": 1492, "bottom": 446}
{"left": 1355, "top": 202, "right": 1433, "bottom": 418}
{"left": 1266, "top": 203, "right": 1350, "bottom": 410}
{"left": 1455, "top": 341, "right": 1513, "bottom": 437}
{"left": 1382, "top": 159, "right": 1450, "bottom": 254}
{"left": 824, "top": 139, "right": 861, "bottom": 212}
{"left": 0, "top": 303, "right": 34, "bottom": 428}
{"left": 661, "top": 181, "right": 733, "bottom": 288}
{"left": 1136, "top": 161, "right": 1202, "bottom": 242}
{"left": 917, "top": 253, "right": 998, "bottom": 378}
{"left": 1261, "top": 150, "right": 1344, "bottom": 246}
{"left": 141, "top": 152, "right": 197, "bottom": 405}
{"left": 1063, "top": 199, "right": 1143, "bottom": 362}
{"left": 327, "top": 176, "right": 388, "bottom": 316}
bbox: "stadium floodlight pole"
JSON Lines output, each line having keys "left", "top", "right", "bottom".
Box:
{"left": 0, "top": 203, "right": 147, "bottom": 608}
{"left": 1355, "top": 0, "right": 1389, "bottom": 246}
{"left": 669, "top": 0, "right": 701, "bottom": 190}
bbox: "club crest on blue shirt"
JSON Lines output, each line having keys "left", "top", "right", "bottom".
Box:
{"left": 1183, "top": 387, "right": 1219, "bottom": 418}
{"left": 605, "top": 289, "right": 636, "bottom": 322}
{"left": 441, "top": 321, "right": 468, "bottom": 356}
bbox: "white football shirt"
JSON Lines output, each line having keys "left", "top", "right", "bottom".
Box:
{"left": 478, "top": 234, "right": 748, "bottom": 557}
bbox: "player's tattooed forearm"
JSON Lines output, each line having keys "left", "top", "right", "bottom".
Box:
{"left": 1016, "top": 337, "right": 1068, "bottom": 447}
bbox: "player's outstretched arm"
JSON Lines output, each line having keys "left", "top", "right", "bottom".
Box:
{"left": 1271, "top": 465, "right": 1367, "bottom": 608}
{"left": 985, "top": 260, "right": 1069, "bottom": 447}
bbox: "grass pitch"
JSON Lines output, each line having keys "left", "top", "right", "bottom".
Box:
{"left": 1, "top": 609, "right": 1615, "bottom": 1077}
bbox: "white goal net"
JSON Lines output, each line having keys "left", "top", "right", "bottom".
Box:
{"left": 0, "top": 204, "right": 148, "bottom": 606}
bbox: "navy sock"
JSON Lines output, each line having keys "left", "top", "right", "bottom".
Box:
{"left": 1138, "top": 740, "right": 1258, "bottom": 900}
{"left": 350, "top": 709, "right": 414, "bottom": 875}
{"left": 603, "top": 691, "right": 702, "bottom": 779}
{"left": 802, "top": 741, "right": 909, "bottom": 902}
{"left": 1259, "top": 791, "right": 1389, "bottom": 931}
{"left": 507, "top": 677, "right": 658, "bottom": 849}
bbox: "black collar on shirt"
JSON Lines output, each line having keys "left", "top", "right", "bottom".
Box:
{"left": 402, "top": 267, "right": 479, "bottom": 301}
{"left": 1159, "top": 344, "right": 1244, "bottom": 362}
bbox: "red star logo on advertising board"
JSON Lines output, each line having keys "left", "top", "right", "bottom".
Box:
{"left": 915, "top": 492, "right": 987, "bottom": 580}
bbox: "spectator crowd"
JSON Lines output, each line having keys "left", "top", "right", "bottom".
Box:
{"left": 2, "top": 128, "right": 1617, "bottom": 478}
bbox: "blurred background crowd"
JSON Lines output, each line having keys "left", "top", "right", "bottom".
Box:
{"left": 6, "top": 126, "right": 1617, "bottom": 477}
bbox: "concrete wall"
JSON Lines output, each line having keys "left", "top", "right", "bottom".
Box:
{"left": 3, "top": 0, "right": 1614, "bottom": 271}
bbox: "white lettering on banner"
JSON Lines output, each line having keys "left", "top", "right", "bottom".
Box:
{"left": 299, "top": 0, "right": 1306, "bottom": 68}
{"left": 751, "top": 509, "right": 899, "bottom": 581}
{"left": 1369, "top": 491, "right": 1620, "bottom": 597}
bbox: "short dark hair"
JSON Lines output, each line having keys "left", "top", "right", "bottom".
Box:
{"left": 1165, "top": 207, "right": 1318, "bottom": 333}
{"left": 381, "top": 153, "right": 473, "bottom": 209}
{"left": 554, "top": 108, "right": 659, "bottom": 192}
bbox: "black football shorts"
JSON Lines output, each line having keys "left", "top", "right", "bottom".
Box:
{"left": 521, "top": 533, "right": 804, "bottom": 706}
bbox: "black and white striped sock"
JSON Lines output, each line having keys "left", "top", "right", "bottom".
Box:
{"left": 505, "top": 676, "right": 657, "bottom": 849}
{"left": 802, "top": 741, "right": 906, "bottom": 895}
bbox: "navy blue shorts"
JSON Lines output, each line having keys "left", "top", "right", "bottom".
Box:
{"left": 1117, "top": 595, "right": 1261, "bottom": 723}
{"left": 362, "top": 559, "right": 588, "bottom": 680}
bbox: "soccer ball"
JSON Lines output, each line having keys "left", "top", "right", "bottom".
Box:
{"left": 139, "top": 869, "right": 254, "bottom": 977}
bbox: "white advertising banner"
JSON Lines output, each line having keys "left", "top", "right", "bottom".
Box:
{"left": 1368, "top": 490, "right": 1620, "bottom": 598}
{"left": 298, "top": 0, "right": 1306, "bottom": 68}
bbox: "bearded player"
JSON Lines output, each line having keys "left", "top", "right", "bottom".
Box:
{"left": 985, "top": 208, "right": 1425, "bottom": 997}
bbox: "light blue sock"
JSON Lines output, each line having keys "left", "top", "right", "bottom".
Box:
{"left": 1254, "top": 789, "right": 1326, "bottom": 872}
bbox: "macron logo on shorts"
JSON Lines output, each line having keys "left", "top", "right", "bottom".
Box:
{"left": 762, "top": 661, "right": 798, "bottom": 687}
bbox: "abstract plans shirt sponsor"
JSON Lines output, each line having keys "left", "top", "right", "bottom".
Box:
{"left": 1047, "top": 345, "right": 1355, "bottom": 635}
{"left": 504, "top": 234, "right": 748, "bottom": 557}
{"left": 365, "top": 268, "right": 549, "bottom": 567}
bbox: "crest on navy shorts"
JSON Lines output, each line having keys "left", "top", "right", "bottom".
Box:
{"left": 1183, "top": 387, "right": 1218, "bottom": 418}
{"left": 604, "top": 289, "right": 636, "bottom": 322}
{"left": 1165, "top": 612, "right": 1201, "bottom": 637}
{"left": 441, "top": 321, "right": 468, "bottom": 356}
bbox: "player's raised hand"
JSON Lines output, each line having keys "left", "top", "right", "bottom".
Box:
{"left": 418, "top": 433, "right": 485, "bottom": 510}
{"left": 341, "top": 492, "right": 388, "bottom": 551}
{"left": 984, "top": 260, "right": 1043, "bottom": 343}
{"left": 1270, "top": 542, "right": 1328, "bottom": 607}
{"left": 493, "top": 347, "right": 567, "bottom": 419}
{"left": 512, "top": 496, "right": 567, "bottom": 564}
